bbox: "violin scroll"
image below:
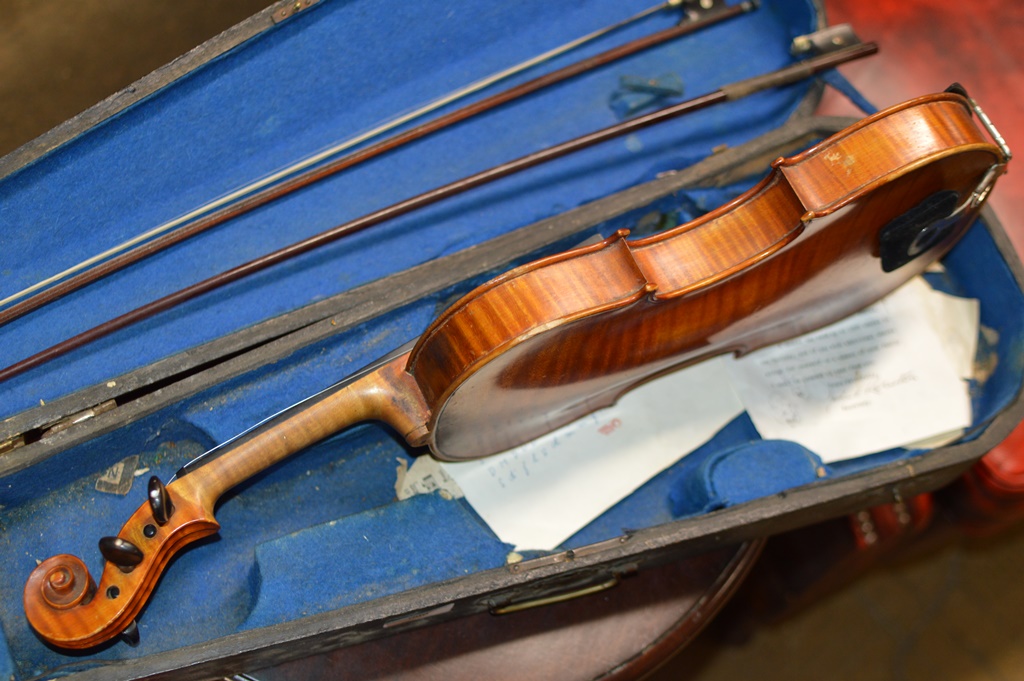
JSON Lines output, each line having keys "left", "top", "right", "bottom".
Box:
{"left": 23, "top": 475, "right": 220, "bottom": 650}
{"left": 31, "top": 554, "right": 94, "bottom": 610}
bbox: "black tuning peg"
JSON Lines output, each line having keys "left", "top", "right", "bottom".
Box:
{"left": 98, "top": 536, "right": 143, "bottom": 572}
{"left": 148, "top": 476, "right": 174, "bottom": 525}
{"left": 121, "top": 620, "right": 140, "bottom": 646}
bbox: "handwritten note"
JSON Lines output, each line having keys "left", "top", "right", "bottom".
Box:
{"left": 726, "top": 278, "right": 974, "bottom": 462}
{"left": 441, "top": 359, "right": 744, "bottom": 551}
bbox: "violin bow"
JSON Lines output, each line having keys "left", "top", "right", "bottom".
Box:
{"left": 0, "top": 37, "right": 878, "bottom": 384}
{"left": 0, "top": 0, "right": 755, "bottom": 327}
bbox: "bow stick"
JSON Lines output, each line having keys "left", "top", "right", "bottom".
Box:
{"left": 0, "top": 39, "right": 878, "bottom": 384}
{"left": 0, "top": 0, "right": 755, "bottom": 327}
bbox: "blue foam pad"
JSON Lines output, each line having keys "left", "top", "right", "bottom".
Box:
{"left": 670, "top": 440, "right": 827, "bottom": 516}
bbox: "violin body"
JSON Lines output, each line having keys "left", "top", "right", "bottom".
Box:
{"left": 23, "top": 91, "right": 1009, "bottom": 649}
{"left": 413, "top": 91, "right": 1006, "bottom": 458}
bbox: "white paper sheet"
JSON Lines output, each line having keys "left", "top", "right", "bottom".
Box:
{"left": 440, "top": 358, "right": 744, "bottom": 551}
{"left": 726, "top": 278, "right": 975, "bottom": 462}
{"left": 394, "top": 456, "right": 464, "bottom": 500}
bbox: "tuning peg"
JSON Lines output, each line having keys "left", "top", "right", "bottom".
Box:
{"left": 147, "top": 476, "right": 174, "bottom": 525}
{"left": 98, "top": 537, "right": 143, "bottom": 571}
{"left": 121, "top": 620, "right": 140, "bottom": 647}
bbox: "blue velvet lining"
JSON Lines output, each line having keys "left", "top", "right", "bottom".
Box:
{"left": 243, "top": 493, "right": 511, "bottom": 631}
{"left": 2, "top": 0, "right": 1022, "bottom": 678}
{"left": 820, "top": 69, "right": 878, "bottom": 115}
{"left": 669, "top": 440, "right": 827, "bottom": 516}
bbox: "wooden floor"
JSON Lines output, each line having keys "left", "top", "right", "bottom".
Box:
{"left": 662, "top": 530, "right": 1024, "bottom": 680}
{"left": 2, "top": 1, "right": 1022, "bottom": 680}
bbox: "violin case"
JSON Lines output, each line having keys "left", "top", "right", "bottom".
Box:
{"left": 1, "top": 0, "right": 1022, "bottom": 678}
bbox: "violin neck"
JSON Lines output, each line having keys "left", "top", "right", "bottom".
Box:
{"left": 177, "top": 346, "right": 429, "bottom": 503}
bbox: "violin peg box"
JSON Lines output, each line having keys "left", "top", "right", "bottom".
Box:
{"left": 1, "top": 0, "right": 1023, "bottom": 678}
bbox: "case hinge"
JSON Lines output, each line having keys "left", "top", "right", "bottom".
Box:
{"left": 272, "top": 0, "right": 320, "bottom": 24}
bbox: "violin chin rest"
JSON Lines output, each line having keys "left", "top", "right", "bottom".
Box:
{"left": 879, "top": 189, "right": 962, "bottom": 272}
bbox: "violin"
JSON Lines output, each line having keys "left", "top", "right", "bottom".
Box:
{"left": 24, "top": 88, "right": 1009, "bottom": 650}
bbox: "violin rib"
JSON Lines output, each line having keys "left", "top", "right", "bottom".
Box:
{"left": 23, "top": 90, "right": 1009, "bottom": 649}
{"left": 777, "top": 94, "right": 1004, "bottom": 215}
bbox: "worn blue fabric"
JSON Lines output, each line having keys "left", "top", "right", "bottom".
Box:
{"left": 669, "top": 440, "right": 828, "bottom": 517}
{"left": 821, "top": 69, "right": 878, "bottom": 115}
{"left": 243, "top": 493, "right": 511, "bottom": 630}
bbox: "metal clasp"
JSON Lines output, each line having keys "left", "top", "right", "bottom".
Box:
{"left": 272, "top": 0, "right": 319, "bottom": 24}
{"left": 966, "top": 96, "right": 1012, "bottom": 162}
{"left": 943, "top": 84, "right": 1010, "bottom": 208}
{"left": 970, "top": 163, "right": 1005, "bottom": 209}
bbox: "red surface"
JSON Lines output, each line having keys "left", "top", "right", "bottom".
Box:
{"left": 983, "top": 438, "right": 1024, "bottom": 490}
{"left": 820, "top": 0, "right": 1024, "bottom": 253}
